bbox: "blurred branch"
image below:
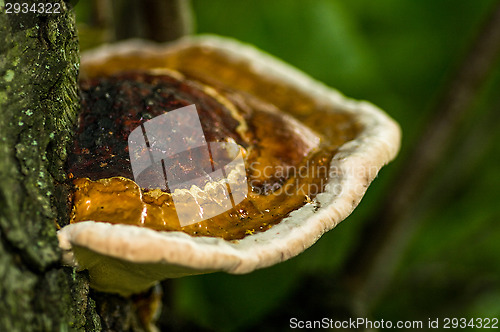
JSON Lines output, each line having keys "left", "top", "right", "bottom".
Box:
{"left": 91, "top": 0, "right": 113, "bottom": 27}
{"left": 255, "top": 2, "right": 500, "bottom": 326}
{"left": 341, "top": 0, "right": 500, "bottom": 314}
{"left": 425, "top": 95, "right": 500, "bottom": 207}
{"left": 112, "top": 0, "right": 193, "bottom": 42}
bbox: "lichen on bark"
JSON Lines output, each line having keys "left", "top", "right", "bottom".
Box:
{"left": 0, "top": 1, "right": 100, "bottom": 330}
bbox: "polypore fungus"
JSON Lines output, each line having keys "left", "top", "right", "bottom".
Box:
{"left": 57, "top": 35, "right": 401, "bottom": 296}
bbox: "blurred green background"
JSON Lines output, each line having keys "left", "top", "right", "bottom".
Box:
{"left": 77, "top": 0, "right": 500, "bottom": 330}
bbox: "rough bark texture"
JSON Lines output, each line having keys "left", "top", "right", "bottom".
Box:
{"left": 0, "top": 1, "right": 101, "bottom": 331}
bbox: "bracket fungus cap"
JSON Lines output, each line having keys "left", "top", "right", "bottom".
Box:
{"left": 58, "top": 35, "right": 401, "bottom": 296}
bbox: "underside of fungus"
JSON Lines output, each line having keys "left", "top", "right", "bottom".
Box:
{"left": 57, "top": 35, "right": 401, "bottom": 296}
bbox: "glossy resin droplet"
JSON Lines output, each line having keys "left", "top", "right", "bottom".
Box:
{"left": 58, "top": 36, "right": 401, "bottom": 295}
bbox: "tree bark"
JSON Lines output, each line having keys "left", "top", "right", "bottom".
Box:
{"left": 0, "top": 1, "right": 101, "bottom": 331}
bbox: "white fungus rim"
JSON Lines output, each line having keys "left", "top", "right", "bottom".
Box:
{"left": 58, "top": 35, "right": 401, "bottom": 293}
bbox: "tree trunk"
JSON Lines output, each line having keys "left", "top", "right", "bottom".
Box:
{"left": 0, "top": 1, "right": 102, "bottom": 331}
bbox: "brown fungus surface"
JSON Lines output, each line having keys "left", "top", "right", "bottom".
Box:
{"left": 68, "top": 70, "right": 359, "bottom": 240}
{"left": 57, "top": 37, "right": 401, "bottom": 296}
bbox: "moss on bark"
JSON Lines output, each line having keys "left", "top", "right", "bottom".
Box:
{"left": 0, "top": 1, "right": 100, "bottom": 330}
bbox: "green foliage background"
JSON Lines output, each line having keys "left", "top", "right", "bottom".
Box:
{"left": 78, "top": 0, "right": 500, "bottom": 330}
